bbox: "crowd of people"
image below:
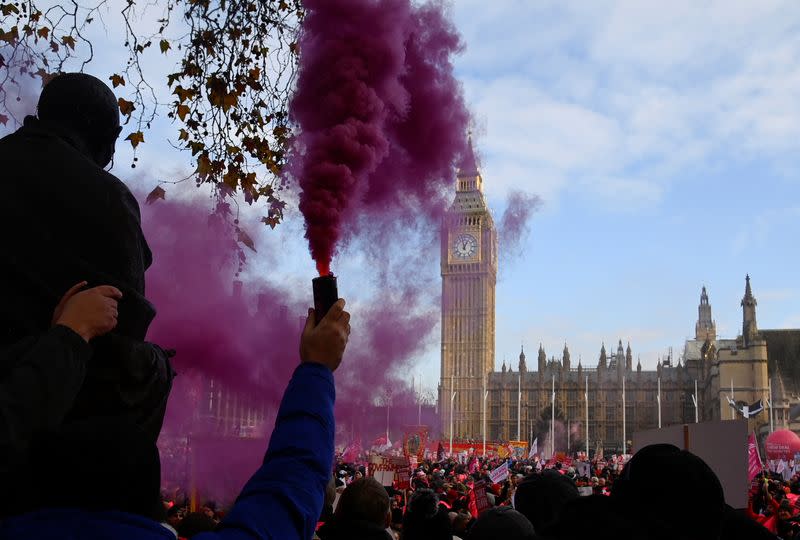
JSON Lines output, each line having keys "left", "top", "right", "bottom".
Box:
{"left": 0, "top": 72, "right": 795, "bottom": 540}
{"left": 748, "top": 470, "right": 800, "bottom": 539}
{"left": 150, "top": 448, "right": 799, "bottom": 539}
{"left": 293, "top": 449, "right": 787, "bottom": 540}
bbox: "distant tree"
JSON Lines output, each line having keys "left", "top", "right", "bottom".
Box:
{"left": 0, "top": 0, "right": 300, "bottom": 232}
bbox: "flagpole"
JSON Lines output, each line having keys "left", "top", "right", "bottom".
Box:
{"left": 585, "top": 375, "right": 589, "bottom": 458}
{"left": 386, "top": 397, "right": 390, "bottom": 443}
{"left": 657, "top": 377, "right": 662, "bottom": 429}
{"left": 450, "top": 390, "right": 456, "bottom": 456}
{"left": 530, "top": 413, "right": 533, "bottom": 447}
{"left": 769, "top": 379, "right": 774, "bottom": 433}
{"left": 694, "top": 379, "right": 699, "bottom": 424}
{"left": 622, "top": 376, "right": 626, "bottom": 455}
{"left": 417, "top": 374, "right": 422, "bottom": 426}
{"left": 567, "top": 411, "right": 570, "bottom": 455}
{"left": 517, "top": 372, "right": 521, "bottom": 441}
{"left": 450, "top": 373, "right": 455, "bottom": 455}
{"left": 731, "top": 379, "right": 735, "bottom": 421}
{"left": 482, "top": 375, "right": 487, "bottom": 457}
{"left": 551, "top": 375, "right": 555, "bottom": 458}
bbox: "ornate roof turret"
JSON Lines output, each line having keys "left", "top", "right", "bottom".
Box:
{"left": 615, "top": 340, "right": 625, "bottom": 375}
{"left": 696, "top": 285, "right": 717, "bottom": 341}
{"left": 501, "top": 360, "right": 507, "bottom": 373}
{"left": 636, "top": 356, "right": 642, "bottom": 373}
{"left": 518, "top": 345, "right": 527, "bottom": 373}
{"left": 599, "top": 343, "right": 607, "bottom": 369}
{"left": 742, "top": 275, "right": 759, "bottom": 346}
{"left": 563, "top": 343, "right": 571, "bottom": 371}
{"left": 626, "top": 342, "right": 633, "bottom": 371}
{"left": 538, "top": 343, "right": 546, "bottom": 372}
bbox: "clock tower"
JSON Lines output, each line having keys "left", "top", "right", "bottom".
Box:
{"left": 439, "top": 141, "right": 497, "bottom": 440}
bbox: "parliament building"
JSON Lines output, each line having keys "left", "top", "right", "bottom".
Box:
{"left": 438, "top": 145, "right": 796, "bottom": 454}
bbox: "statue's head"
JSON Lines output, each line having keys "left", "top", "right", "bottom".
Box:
{"left": 37, "top": 72, "right": 122, "bottom": 168}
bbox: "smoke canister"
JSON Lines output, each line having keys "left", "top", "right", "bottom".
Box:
{"left": 312, "top": 274, "right": 338, "bottom": 326}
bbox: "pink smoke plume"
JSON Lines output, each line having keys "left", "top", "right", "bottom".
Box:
{"left": 142, "top": 197, "right": 439, "bottom": 501}
{"left": 499, "top": 190, "right": 542, "bottom": 259}
{"left": 291, "top": 0, "right": 470, "bottom": 276}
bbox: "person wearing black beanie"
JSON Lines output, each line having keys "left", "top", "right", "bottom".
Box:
{"left": 466, "top": 506, "right": 535, "bottom": 540}
{"left": 513, "top": 470, "right": 579, "bottom": 532}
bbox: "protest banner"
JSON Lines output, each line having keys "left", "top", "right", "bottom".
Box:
{"left": 473, "top": 480, "right": 490, "bottom": 514}
{"left": 489, "top": 461, "right": 509, "bottom": 484}
{"left": 403, "top": 426, "right": 429, "bottom": 460}
{"left": 396, "top": 466, "right": 412, "bottom": 490}
{"left": 508, "top": 441, "right": 528, "bottom": 460}
{"left": 369, "top": 455, "right": 408, "bottom": 487}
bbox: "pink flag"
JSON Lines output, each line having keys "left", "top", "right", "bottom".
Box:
{"left": 748, "top": 432, "right": 763, "bottom": 482}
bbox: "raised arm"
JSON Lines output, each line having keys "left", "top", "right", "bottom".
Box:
{"left": 205, "top": 299, "right": 350, "bottom": 540}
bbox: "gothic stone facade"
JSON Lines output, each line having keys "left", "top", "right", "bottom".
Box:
{"left": 482, "top": 279, "right": 788, "bottom": 454}
{"left": 487, "top": 341, "right": 690, "bottom": 454}
{"left": 437, "top": 147, "right": 790, "bottom": 449}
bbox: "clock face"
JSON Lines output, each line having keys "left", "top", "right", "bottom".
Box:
{"left": 453, "top": 233, "right": 478, "bottom": 259}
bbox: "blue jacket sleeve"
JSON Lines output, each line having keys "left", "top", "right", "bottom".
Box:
{"left": 200, "top": 362, "right": 335, "bottom": 540}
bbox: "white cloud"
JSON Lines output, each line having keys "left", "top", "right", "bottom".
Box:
{"left": 454, "top": 0, "right": 800, "bottom": 211}
{"left": 731, "top": 206, "right": 800, "bottom": 255}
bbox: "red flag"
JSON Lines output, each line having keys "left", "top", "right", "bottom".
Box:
{"left": 748, "top": 432, "right": 764, "bottom": 482}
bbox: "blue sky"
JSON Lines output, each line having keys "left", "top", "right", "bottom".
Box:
{"left": 451, "top": 0, "right": 800, "bottom": 375}
{"left": 3, "top": 1, "right": 798, "bottom": 395}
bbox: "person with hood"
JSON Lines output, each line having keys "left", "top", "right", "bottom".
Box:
{"left": 0, "top": 72, "right": 174, "bottom": 445}
{"left": 0, "top": 298, "right": 351, "bottom": 540}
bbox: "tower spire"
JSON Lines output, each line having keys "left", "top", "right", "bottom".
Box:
{"left": 538, "top": 343, "right": 546, "bottom": 372}
{"left": 695, "top": 284, "right": 716, "bottom": 341}
{"left": 456, "top": 135, "right": 481, "bottom": 186}
{"left": 742, "top": 274, "right": 759, "bottom": 346}
{"left": 626, "top": 342, "right": 633, "bottom": 371}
